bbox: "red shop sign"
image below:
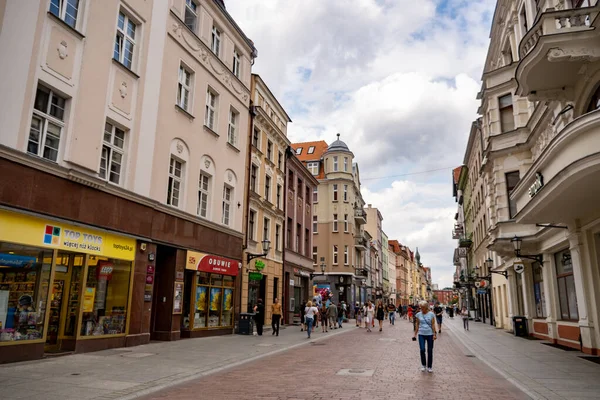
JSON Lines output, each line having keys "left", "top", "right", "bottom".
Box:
{"left": 186, "top": 252, "right": 240, "bottom": 276}
{"left": 97, "top": 261, "right": 114, "bottom": 280}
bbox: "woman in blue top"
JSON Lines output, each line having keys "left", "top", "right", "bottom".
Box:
{"left": 413, "top": 300, "right": 437, "bottom": 373}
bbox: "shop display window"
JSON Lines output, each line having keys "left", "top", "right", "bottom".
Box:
{"left": 80, "top": 257, "right": 131, "bottom": 336}
{"left": 0, "top": 243, "right": 52, "bottom": 342}
{"left": 192, "top": 273, "right": 234, "bottom": 329}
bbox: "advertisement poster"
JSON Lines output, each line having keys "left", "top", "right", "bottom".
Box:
{"left": 210, "top": 288, "right": 221, "bottom": 311}
{"left": 173, "top": 282, "right": 183, "bottom": 314}
{"left": 83, "top": 287, "right": 96, "bottom": 312}
{"left": 223, "top": 288, "right": 233, "bottom": 311}
{"left": 313, "top": 283, "right": 331, "bottom": 303}
{"left": 196, "top": 286, "right": 207, "bottom": 311}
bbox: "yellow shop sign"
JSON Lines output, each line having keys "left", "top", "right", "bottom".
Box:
{"left": 0, "top": 210, "right": 135, "bottom": 261}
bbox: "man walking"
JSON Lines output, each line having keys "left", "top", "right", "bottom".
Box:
{"left": 327, "top": 301, "right": 338, "bottom": 329}
{"left": 387, "top": 302, "right": 396, "bottom": 325}
{"left": 337, "top": 302, "right": 344, "bottom": 328}
{"left": 433, "top": 302, "right": 443, "bottom": 333}
{"left": 271, "top": 298, "right": 282, "bottom": 336}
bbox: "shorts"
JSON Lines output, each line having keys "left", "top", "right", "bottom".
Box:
{"left": 436, "top": 315, "right": 443, "bottom": 324}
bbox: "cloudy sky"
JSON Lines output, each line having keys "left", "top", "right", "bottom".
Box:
{"left": 227, "top": 0, "right": 495, "bottom": 289}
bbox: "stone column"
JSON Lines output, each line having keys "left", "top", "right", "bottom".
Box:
{"left": 543, "top": 251, "right": 559, "bottom": 342}
{"left": 521, "top": 262, "right": 537, "bottom": 334}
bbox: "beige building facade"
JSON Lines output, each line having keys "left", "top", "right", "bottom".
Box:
{"left": 457, "top": 0, "right": 600, "bottom": 354}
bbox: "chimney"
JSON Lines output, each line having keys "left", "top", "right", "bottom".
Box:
{"left": 368, "top": 204, "right": 372, "bottom": 208}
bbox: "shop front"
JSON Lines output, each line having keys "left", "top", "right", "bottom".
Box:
{"left": 0, "top": 208, "right": 136, "bottom": 363}
{"left": 181, "top": 251, "right": 240, "bottom": 338}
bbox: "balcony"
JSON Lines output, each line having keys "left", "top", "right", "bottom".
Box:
{"left": 516, "top": 5, "right": 600, "bottom": 101}
{"left": 458, "top": 237, "right": 472, "bottom": 248}
{"left": 354, "top": 208, "right": 367, "bottom": 225}
{"left": 355, "top": 236, "right": 368, "bottom": 251}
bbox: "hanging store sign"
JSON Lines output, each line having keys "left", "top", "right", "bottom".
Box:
{"left": 249, "top": 272, "right": 263, "bottom": 281}
{"left": 458, "top": 248, "right": 467, "bottom": 258}
{"left": 514, "top": 259, "right": 525, "bottom": 274}
{"left": 186, "top": 251, "right": 241, "bottom": 276}
{"left": 528, "top": 172, "right": 544, "bottom": 197}
{"left": 254, "top": 260, "right": 266, "bottom": 271}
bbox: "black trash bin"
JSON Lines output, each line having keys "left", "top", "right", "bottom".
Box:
{"left": 513, "top": 316, "right": 528, "bottom": 337}
{"left": 238, "top": 312, "right": 255, "bottom": 335}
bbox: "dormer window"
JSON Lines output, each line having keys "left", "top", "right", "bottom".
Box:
{"left": 308, "top": 146, "right": 315, "bottom": 154}
{"left": 296, "top": 147, "right": 302, "bottom": 155}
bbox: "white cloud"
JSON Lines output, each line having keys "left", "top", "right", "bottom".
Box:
{"left": 226, "top": 0, "right": 494, "bottom": 289}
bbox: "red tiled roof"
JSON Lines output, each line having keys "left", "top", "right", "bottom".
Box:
{"left": 291, "top": 141, "right": 328, "bottom": 162}
{"left": 388, "top": 240, "right": 402, "bottom": 254}
{"left": 453, "top": 166, "right": 462, "bottom": 185}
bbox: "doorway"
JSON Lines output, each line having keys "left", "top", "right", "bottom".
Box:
{"left": 248, "top": 274, "right": 266, "bottom": 320}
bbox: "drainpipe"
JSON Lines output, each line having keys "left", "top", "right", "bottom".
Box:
{"left": 282, "top": 145, "right": 293, "bottom": 324}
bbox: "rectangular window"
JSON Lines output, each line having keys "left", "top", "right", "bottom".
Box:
{"left": 252, "top": 128, "right": 260, "bottom": 148}
{"left": 344, "top": 157, "right": 348, "bottom": 172}
{"left": 344, "top": 214, "right": 348, "bottom": 232}
{"left": 248, "top": 210, "right": 256, "bottom": 241}
{"left": 265, "top": 175, "right": 271, "bottom": 202}
{"left": 167, "top": 157, "right": 183, "bottom": 207}
{"left": 29, "top": 85, "right": 66, "bottom": 162}
{"left": 343, "top": 185, "right": 348, "bottom": 201}
{"left": 333, "top": 156, "right": 338, "bottom": 172}
{"left": 50, "top": 0, "right": 79, "bottom": 28}
{"left": 222, "top": 185, "right": 232, "bottom": 226}
{"left": 250, "top": 164, "right": 258, "bottom": 193}
{"left": 297, "top": 178, "right": 303, "bottom": 197}
{"left": 506, "top": 171, "right": 520, "bottom": 219}
{"left": 288, "top": 170, "right": 294, "bottom": 191}
{"left": 333, "top": 245, "right": 338, "bottom": 265}
{"left": 313, "top": 246, "right": 318, "bottom": 264}
{"left": 276, "top": 184, "right": 282, "bottom": 209}
{"left": 555, "top": 249, "right": 578, "bottom": 321}
{"left": 114, "top": 11, "right": 137, "bottom": 69}
{"left": 499, "top": 94, "right": 515, "bottom": 132}
{"left": 275, "top": 224, "right": 281, "bottom": 251}
{"left": 532, "top": 262, "right": 546, "bottom": 319}
{"left": 232, "top": 50, "right": 241, "bottom": 78}
{"left": 305, "top": 186, "right": 310, "bottom": 204}
{"left": 228, "top": 108, "right": 238, "bottom": 146}
{"left": 308, "top": 146, "right": 315, "bottom": 154}
{"left": 278, "top": 151, "right": 283, "bottom": 170}
{"left": 333, "top": 184, "right": 338, "bottom": 201}
{"left": 100, "top": 122, "right": 126, "bottom": 185}
{"left": 211, "top": 26, "right": 221, "bottom": 56}
{"left": 305, "top": 228, "right": 310, "bottom": 257}
{"left": 198, "top": 173, "right": 210, "bottom": 217}
{"left": 312, "top": 215, "right": 318, "bottom": 233}
{"left": 313, "top": 187, "right": 318, "bottom": 203}
{"left": 267, "top": 140, "right": 273, "bottom": 161}
{"left": 286, "top": 217, "right": 292, "bottom": 249}
{"left": 296, "top": 147, "right": 302, "bottom": 155}
{"left": 307, "top": 162, "right": 319, "bottom": 175}
{"left": 344, "top": 245, "right": 349, "bottom": 265}
{"left": 263, "top": 217, "right": 270, "bottom": 242}
{"left": 205, "top": 89, "right": 217, "bottom": 130}
{"left": 184, "top": 0, "right": 198, "bottom": 32}
{"left": 177, "top": 64, "right": 192, "bottom": 111}
{"left": 333, "top": 214, "right": 338, "bottom": 232}
{"left": 296, "top": 223, "right": 301, "bottom": 253}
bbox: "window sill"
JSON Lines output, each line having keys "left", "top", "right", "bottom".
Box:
{"left": 112, "top": 58, "right": 140, "bottom": 79}
{"left": 227, "top": 142, "right": 240, "bottom": 153}
{"left": 203, "top": 125, "right": 219, "bottom": 138}
{"left": 175, "top": 104, "right": 195, "bottom": 119}
{"left": 47, "top": 11, "right": 85, "bottom": 39}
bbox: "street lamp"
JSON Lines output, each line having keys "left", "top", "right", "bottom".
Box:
{"left": 474, "top": 258, "right": 508, "bottom": 279}
{"left": 512, "top": 236, "right": 544, "bottom": 264}
{"left": 310, "top": 260, "right": 326, "bottom": 279}
{"left": 247, "top": 239, "right": 271, "bottom": 263}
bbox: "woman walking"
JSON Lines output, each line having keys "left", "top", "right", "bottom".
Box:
{"left": 304, "top": 301, "right": 319, "bottom": 339}
{"left": 376, "top": 300, "right": 385, "bottom": 332}
{"left": 461, "top": 306, "right": 469, "bottom": 330}
{"left": 413, "top": 300, "right": 437, "bottom": 373}
{"left": 365, "top": 301, "right": 375, "bottom": 332}
{"left": 253, "top": 299, "right": 264, "bottom": 336}
{"left": 320, "top": 304, "right": 328, "bottom": 332}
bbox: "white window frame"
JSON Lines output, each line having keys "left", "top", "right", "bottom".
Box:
{"left": 167, "top": 156, "right": 184, "bottom": 208}
{"left": 276, "top": 184, "right": 282, "bottom": 209}
{"left": 343, "top": 185, "right": 348, "bottom": 202}
{"left": 198, "top": 172, "right": 211, "bottom": 218}
{"left": 275, "top": 224, "right": 281, "bottom": 251}
{"left": 333, "top": 245, "right": 338, "bottom": 265}
{"left": 263, "top": 217, "right": 271, "bottom": 242}
{"left": 49, "top": 0, "right": 80, "bottom": 29}
{"left": 333, "top": 214, "right": 338, "bottom": 232}
{"left": 344, "top": 245, "right": 349, "bottom": 265}
{"left": 205, "top": 88, "right": 217, "bottom": 130}
{"left": 332, "top": 184, "right": 338, "bottom": 201}
{"left": 344, "top": 157, "right": 349, "bottom": 172}
{"left": 222, "top": 184, "right": 232, "bottom": 226}
{"left": 308, "top": 146, "right": 315, "bottom": 154}
{"left": 248, "top": 209, "right": 257, "bottom": 241}
{"left": 228, "top": 107, "right": 238, "bottom": 147}
{"left": 265, "top": 174, "right": 271, "bottom": 202}
{"left": 295, "top": 147, "right": 302, "bottom": 155}
{"left": 250, "top": 164, "right": 258, "bottom": 193}
{"left": 232, "top": 49, "right": 241, "bottom": 78}
{"left": 211, "top": 25, "right": 221, "bottom": 56}
{"left": 333, "top": 156, "right": 338, "bottom": 172}
{"left": 28, "top": 85, "right": 66, "bottom": 163}
{"left": 252, "top": 128, "right": 260, "bottom": 148}
{"left": 344, "top": 214, "right": 348, "bottom": 232}
{"left": 307, "top": 162, "right": 319, "bottom": 175}
{"left": 114, "top": 11, "right": 138, "bottom": 70}
{"left": 177, "top": 64, "right": 193, "bottom": 112}
{"left": 313, "top": 187, "right": 318, "bottom": 203}
{"left": 184, "top": 0, "right": 198, "bottom": 33}
{"left": 267, "top": 140, "right": 273, "bottom": 161}
{"left": 313, "top": 215, "right": 318, "bottom": 233}
{"left": 100, "top": 122, "right": 126, "bottom": 185}
{"left": 313, "top": 246, "right": 318, "bottom": 265}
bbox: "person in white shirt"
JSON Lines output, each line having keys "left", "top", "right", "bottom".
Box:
{"left": 364, "top": 301, "right": 375, "bottom": 332}
{"left": 304, "top": 301, "right": 319, "bottom": 339}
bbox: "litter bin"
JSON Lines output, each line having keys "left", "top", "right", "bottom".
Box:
{"left": 238, "top": 313, "right": 255, "bottom": 335}
{"left": 513, "top": 316, "right": 528, "bottom": 337}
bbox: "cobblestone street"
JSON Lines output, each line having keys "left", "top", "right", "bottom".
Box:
{"left": 141, "top": 318, "right": 528, "bottom": 400}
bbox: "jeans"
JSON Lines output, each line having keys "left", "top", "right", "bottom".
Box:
{"left": 463, "top": 317, "right": 469, "bottom": 330}
{"left": 337, "top": 316, "right": 343, "bottom": 327}
{"left": 389, "top": 312, "right": 395, "bottom": 325}
{"left": 271, "top": 314, "right": 280, "bottom": 335}
{"left": 418, "top": 334, "right": 434, "bottom": 368}
{"left": 306, "top": 318, "right": 314, "bottom": 337}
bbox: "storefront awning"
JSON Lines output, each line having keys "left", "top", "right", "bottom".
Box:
{"left": 186, "top": 251, "right": 241, "bottom": 276}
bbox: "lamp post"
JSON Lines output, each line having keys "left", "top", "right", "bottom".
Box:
{"left": 246, "top": 239, "right": 271, "bottom": 264}
{"left": 512, "top": 236, "right": 544, "bottom": 264}
{"left": 310, "top": 260, "right": 326, "bottom": 280}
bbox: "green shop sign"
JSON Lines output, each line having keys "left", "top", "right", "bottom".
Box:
{"left": 249, "top": 272, "right": 263, "bottom": 281}
{"left": 254, "top": 260, "right": 265, "bottom": 271}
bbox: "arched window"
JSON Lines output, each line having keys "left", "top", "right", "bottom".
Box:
{"left": 585, "top": 84, "right": 600, "bottom": 113}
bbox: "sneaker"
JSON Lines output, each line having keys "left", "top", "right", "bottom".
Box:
{"left": 438, "top": 330, "right": 441, "bottom": 333}
{"left": 427, "top": 368, "right": 433, "bottom": 373}
{"left": 420, "top": 366, "right": 426, "bottom": 372}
